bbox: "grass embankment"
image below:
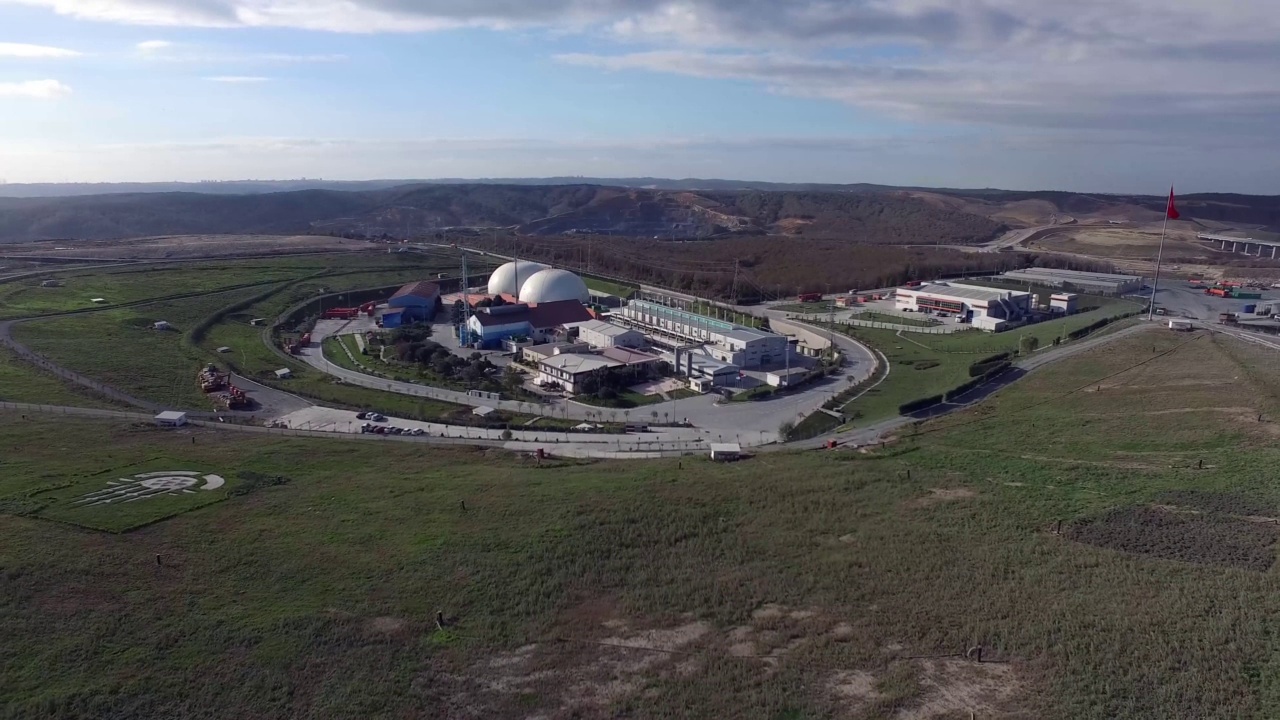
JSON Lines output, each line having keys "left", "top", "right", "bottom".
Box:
{"left": 583, "top": 276, "right": 638, "bottom": 299}
{"left": 6, "top": 331, "right": 1280, "bottom": 717}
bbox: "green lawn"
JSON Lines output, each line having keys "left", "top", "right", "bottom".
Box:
{"left": 832, "top": 326, "right": 973, "bottom": 423}
{"left": 6, "top": 330, "right": 1280, "bottom": 717}
{"left": 573, "top": 389, "right": 663, "bottom": 409}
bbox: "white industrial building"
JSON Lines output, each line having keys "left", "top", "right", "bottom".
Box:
{"left": 616, "top": 299, "right": 789, "bottom": 369}
{"left": 577, "top": 319, "right": 646, "bottom": 349}
{"left": 894, "top": 282, "right": 1032, "bottom": 332}
{"left": 999, "top": 268, "right": 1144, "bottom": 295}
{"left": 537, "top": 353, "right": 622, "bottom": 393}
{"left": 1050, "top": 293, "right": 1079, "bottom": 314}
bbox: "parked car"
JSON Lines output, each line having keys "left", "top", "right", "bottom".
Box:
{"left": 410, "top": 428, "right": 425, "bottom": 436}
{"left": 360, "top": 422, "right": 373, "bottom": 433}
{"left": 356, "top": 411, "right": 368, "bottom": 420}
{"left": 370, "top": 414, "right": 387, "bottom": 422}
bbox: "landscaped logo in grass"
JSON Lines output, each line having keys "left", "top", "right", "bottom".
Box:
{"left": 73, "top": 471, "right": 226, "bottom": 506}
{"left": 26, "top": 460, "right": 241, "bottom": 533}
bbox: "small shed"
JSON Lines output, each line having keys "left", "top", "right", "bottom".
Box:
{"left": 90, "top": 298, "right": 107, "bottom": 304}
{"left": 154, "top": 411, "right": 188, "bottom": 427}
{"left": 153, "top": 321, "right": 172, "bottom": 331}
{"left": 710, "top": 442, "right": 743, "bottom": 462}
{"left": 1168, "top": 319, "right": 1194, "bottom": 332}
{"left": 1050, "top": 293, "right": 1079, "bottom": 314}
{"left": 274, "top": 368, "right": 293, "bottom": 379}
{"left": 472, "top": 406, "right": 496, "bottom": 418}
{"left": 766, "top": 367, "right": 809, "bottom": 388}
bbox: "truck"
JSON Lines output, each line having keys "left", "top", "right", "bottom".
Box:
{"left": 1219, "top": 312, "right": 1239, "bottom": 324}
{"left": 797, "top": 292, "right": 823, "bottom": 303}
{"left": 321, "top": 307, "right": 360, "bottom": 320}
{"left": 1233, "top": 290, "right": 1263, "bottom": 300}
{"left": 1207, "top": 287, "right": 1231, "bottom": 298}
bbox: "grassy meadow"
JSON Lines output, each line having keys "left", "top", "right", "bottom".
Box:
{"left": 6, "top": 329, "right": 1280, "bottom": 718}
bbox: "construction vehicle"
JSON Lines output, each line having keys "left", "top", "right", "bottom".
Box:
{"left": 1207, "top": 287, "right": 1231, "bottom": 298}
{"left": 197, "top": 364, "right": 228, "bottom": 393}
{"left": 1219, "top": 312, "right": 1239, "bottom": 324}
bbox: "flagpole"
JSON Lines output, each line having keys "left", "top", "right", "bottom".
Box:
{"left": 1147, "top": 187, "right": 1173, "bottom": 322}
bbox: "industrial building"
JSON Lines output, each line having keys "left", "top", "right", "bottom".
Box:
{"left": 1050, "top": 293, "right": 1079, "bottom": 314}
{"left": 894, "top": 282, "right": 1033, "bottom": 332}
{"left": 466, "top": 299, "right": 594, "bottom": 349}
{"left": 386, "top": 281, "right": 442, "bottom": 323}
{"left": 999, "top": 268, "right": 1144, "bottom": 295}
{"left": 577, "top": 319, "right": 646, "bottom": 349}
{"left": 616, "top": 299, "right": 789, "bottom": 369}
{"left": 537, "top": 353, "right": 621, "bottom": 393}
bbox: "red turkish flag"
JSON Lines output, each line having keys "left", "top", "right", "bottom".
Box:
{"left": 1166, "top": 187, "right": 1180, "bottom": 220}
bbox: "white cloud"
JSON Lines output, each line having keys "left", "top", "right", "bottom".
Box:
{"left": 0, "top": 42, "right": 82, "bottom": 58}
{"left": 0, "top": 79, "right": 72, "bottom": 98}
{"left": 135, "top": 39, "right": 173, "bottom": 52}
{"left": 204, "top": 75, "right": 269, "bottom": 82}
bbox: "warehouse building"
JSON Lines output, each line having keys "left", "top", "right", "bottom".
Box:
{"left": 616, "top": 299, "right": 788, "bottom": 369}
{"left": 577, "top": 319, "right": 646, "bottom": 349}
{"left": 387, "top": 281, "right": 442, "bottom": 323}
{"left": 999, "top": 268, "right": 1144, "bottom": 295}
{"left": 1050, "top": 293, "right": 1079, "bottom": 314}
{"left": 894, "top": 282, "right": 1032, "bottom": 332}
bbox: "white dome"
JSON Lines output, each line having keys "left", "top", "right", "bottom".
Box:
{"left": 487, "top": 261, "right": 548, "bottom": 296}
{"left": 519, "top": 269, "right": 591, "bottom": 305}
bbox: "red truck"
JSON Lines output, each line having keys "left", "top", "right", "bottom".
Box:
{"left": 797, "top": 292, "right": 823, "bottom": 303}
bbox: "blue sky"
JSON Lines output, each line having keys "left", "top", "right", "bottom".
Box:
{"left": 3, "top": 0, "right": 1280, "bottom": 192}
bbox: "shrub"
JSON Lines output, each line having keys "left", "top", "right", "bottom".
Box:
{"left": 898, "top": 395, "right": 944, "bottom": 414}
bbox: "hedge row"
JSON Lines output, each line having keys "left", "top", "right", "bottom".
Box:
{"left": 946, "top": 361, "right": 1011, "bottom": 402}
{"left": 968, "top": 351, "right": 1012, "bottom": 377}
{"left": 899, "top": 395, "right": 944, "bottom": 414}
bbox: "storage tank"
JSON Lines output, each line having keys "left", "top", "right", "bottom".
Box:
{"left": 486, "top": 261, "right": 548, "bottom": 297}
{"left": 519, "top": 269, "right": 591, "bottom": 304}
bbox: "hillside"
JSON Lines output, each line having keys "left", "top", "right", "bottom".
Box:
{"left": 0, "top": 184, "right": 1007, "bottom": 246}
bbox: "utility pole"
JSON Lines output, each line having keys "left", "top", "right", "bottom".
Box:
{"left": 731, "top": 259, "right": 740, "bottom": 307}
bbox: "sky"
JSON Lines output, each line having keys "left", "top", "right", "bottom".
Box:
{"left": 2, "top": 0, "right": 1280, "bottom": 192}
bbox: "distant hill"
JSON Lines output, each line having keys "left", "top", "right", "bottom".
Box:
{"left": 0, "top": 183, "right": 1008, "bottom": 245}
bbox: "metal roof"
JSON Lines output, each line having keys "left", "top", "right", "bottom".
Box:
{"left": 538, "top": 353, "right": 622, "bottom": 374}
{"left": 901, "top": 283, "right": 1014, "bottom": 303}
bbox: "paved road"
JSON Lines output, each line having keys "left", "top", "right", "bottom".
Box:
{"left": 302, "top": 318, "right": 878, "bottom": 446}
{"left": 979, "top": 225, "right": 1062, "bottom": 253}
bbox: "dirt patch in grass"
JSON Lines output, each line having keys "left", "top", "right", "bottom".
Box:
{"left": 1067, "top": 505, "right": 1280, "bottom": 572}
{"left": 364, "top": 616, "right": 408, "bottom": 634}
{"left": 828, "top": 657, "right": 1024, "bottom": 719}
{"left": 907, "top": 487, "right": 978, "bottom": 508}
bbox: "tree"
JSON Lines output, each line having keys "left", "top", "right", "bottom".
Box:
{"left": 779, "top": 420, "right": 796, "bottom": 439}
{"left": 1019, "top": 336, "right": 1040, "bottom": 355}
{"left": 491, "top": 294, "right": 507, "bottom": 307}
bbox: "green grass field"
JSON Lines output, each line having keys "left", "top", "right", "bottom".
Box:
{"left": 573, "top": 389, "right": 663, "bottom": 409}
{"left": 0, "top": 346, "right": 128, "bottom": 410}
{"left": 6, "top": 329, "right": 1280, "bottom": 717}
{"left": 856, "top": 310, "right": 940, "bottom": 328}
{"left": 13, "top": 287, "right": 269, "bottom": 409}
{"left": 834, "top": 326, "right": 972, "bottom": 422}
{"left": 9, "top": 253, "right": 488, "bottom": 416}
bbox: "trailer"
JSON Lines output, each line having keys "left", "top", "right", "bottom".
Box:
{"left": 321, "top": 307, "right": 360, "bottom": 320}
{"left": 1207, "top": 287, "right": 1230, "bottom": 298}
{"left": 1168, "top": 319, "right": 1193, "bottom": 332}
{"left": 1233, "top": 290, "right": 1263, "bottom": 300}
{"left": 797, "top": 292, "right": 823, "bottom": 303}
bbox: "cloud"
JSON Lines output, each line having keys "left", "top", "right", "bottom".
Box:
{"left": 0, "top": 42, "right": 82, "bottom": 58}
{"left": 135, "top": 39, "right": 173, "bottom": 52}
{"left": 204, "top": 75, "right": 269, "bottom": 83}
{"left": 0, "top": 79, "right": 72, "bottom": 98}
